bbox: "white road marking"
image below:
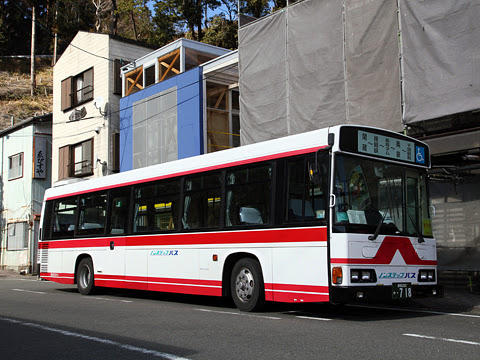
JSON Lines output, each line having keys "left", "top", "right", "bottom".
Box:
{"left": 12, "top": 288, "right": 46, "bottom": 295}
{"left": 348, "top": 304, "right": 480, "bottom": 319}
{"left": 404, "top": 333, "right": 480, "bottom": 346}
{"left": 90, "top": 297, "right": 133, "bottom": 303}
{"left": 296, "top": 316, "right": 332, "bottom": 321}
{"left": 195, "top": 308, "right": 281, "bottom": 320}
{"left": 0, "top": 317, "right": 191, "bottom": 360}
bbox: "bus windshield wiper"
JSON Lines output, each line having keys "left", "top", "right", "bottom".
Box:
{"left": 368, "top": 210, "right": 388, "bottom": 241}
{"left": 405, "top": 206, "right": 425, "bottom": 243}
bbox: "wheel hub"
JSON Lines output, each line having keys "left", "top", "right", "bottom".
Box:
{"left": 235, "top": 268, "right": 254, "bottom": 302}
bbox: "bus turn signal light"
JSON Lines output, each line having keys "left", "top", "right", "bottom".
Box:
{"left": 332, "top": 267, "right": 343, "bottom": 284}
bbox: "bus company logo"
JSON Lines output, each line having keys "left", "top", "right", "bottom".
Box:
{"left": 150, "top": 250, "right": 179, "bottom": 256}
{"left": 379, "top": 272, "right": 416, "bottom": 280}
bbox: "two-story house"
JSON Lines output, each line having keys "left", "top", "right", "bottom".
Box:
{"left": 52, "top": 31, "right": 155, "bottom": 184}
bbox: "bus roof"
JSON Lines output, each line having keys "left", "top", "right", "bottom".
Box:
{"left": 46, "top": 126, "right": 334, "bottom": 200}
{"left": 45, "top": 125, "right": 426, "bottom": 200}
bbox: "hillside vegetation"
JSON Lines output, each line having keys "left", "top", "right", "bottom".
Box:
{"left": 0, "top": 57, "right": 53, "bottom": 130}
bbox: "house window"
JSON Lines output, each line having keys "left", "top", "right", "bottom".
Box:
{"left": 58, "top": 139, "right": 94, "bottom": 180}
{"left": 8, "top": 153, "right": 23, "bottom": 180}
{"left": 206, "top": 83, "right": 240, "bottom": 153}
{"left": 7, "top": 222, "right": 28, "bottom": 251}
{"left": 61, "top": 68, "right": 94, "bottom": 111}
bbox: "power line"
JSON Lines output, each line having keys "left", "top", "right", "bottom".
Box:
{"left": 13, "top": 2, "right": 115, "bottom": 63}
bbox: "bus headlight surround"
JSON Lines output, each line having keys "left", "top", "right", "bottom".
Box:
{"left": 419, "top": 269, "right": 436, "bottom": 282}
{"left": 351, "top": 269, "right": 376, "bottom": 283}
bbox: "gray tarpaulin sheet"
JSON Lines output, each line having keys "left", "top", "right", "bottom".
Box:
{"left": 400, "top": 0, "right": 480, "bottom": 123}
{"left": 344, "top": 0, "right": 401, "bottom": 131}
{"left": 287, "top": 0, "right": 345, "bottom": 134}
{"left": 430, "top": 177, "right": 480, "bottom": 271}
{"left": 239, "top": 0, "right": 402, "bottom": 145}
{"left": 238, "top": 12, "right": 288, "bottom": 145}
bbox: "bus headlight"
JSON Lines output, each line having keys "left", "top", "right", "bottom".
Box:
{"left": 351, "top": 270, "right": 360, "bottom": 282}
{"left": 419, "top": 270, "right": 436, "bottom": 282}
{"left": 351, "top": 269, "right": 377, "bottom": 283}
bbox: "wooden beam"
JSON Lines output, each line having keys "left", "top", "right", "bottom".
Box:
{"left": 160, "top": 62, "right": 180, "bottom": 74}
{"left": 159, "top": 51, "right": 180, "bottom": 82}
{"left": 126, "top": 66, "right": 143, "bottom": 95}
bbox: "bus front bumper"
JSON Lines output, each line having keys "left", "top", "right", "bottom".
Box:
{"left": 329, "top": 284, "right": 444, "bottom": 304}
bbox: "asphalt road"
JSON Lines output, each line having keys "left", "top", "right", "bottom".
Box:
{"left": 0, "top": 277, "right": 479, "bottom": 360}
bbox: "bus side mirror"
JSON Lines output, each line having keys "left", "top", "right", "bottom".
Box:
{"left": 308, "top": 161, "right": 322, "bottom": 184}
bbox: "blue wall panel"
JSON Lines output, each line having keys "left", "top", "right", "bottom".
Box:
{"left": 119, "top": 67, "right": 203, "bottom": 172}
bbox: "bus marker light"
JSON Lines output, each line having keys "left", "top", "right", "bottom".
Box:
{"left": 332, "top": 267, "right": 343, "bottom": 284}
{"left": 212, "top": 254, "right": 218, "bottom": 261}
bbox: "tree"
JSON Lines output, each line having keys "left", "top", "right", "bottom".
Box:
{"left": 239, "top": 0, "right": 269, "bottom": 19}
{"left": 116, "top": 0, "right": 153, "bottom": 41}
{"left": 152, "top": 0, "right": 222, "bottom": 43}
{"left": 203, "top": 14, "right": 237, "bottom": 49}
{"left": 92, "top": 0, "right": 114, "bottom": 33}
{"left": 55, "top": 0, "right": 96, "bottom": 53}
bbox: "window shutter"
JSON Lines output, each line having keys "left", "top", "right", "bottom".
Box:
{"left": 58, "top": 146, "right": 71, "bottom": 180}
{"left": 114, "top": 59, "right": 122, "bottom": 95}
{"left": 111, "top": 133, "right": 120, "bottom": 172}
{"left": 82, "top": 68, "right": 94, "bottom": 100}
{"left": 83, "top": 139, "right": 93, "bottom": 170}
{"left": 61, "top": 77, "right": 72, "bottom": 111}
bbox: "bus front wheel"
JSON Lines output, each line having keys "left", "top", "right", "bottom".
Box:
{"left": 230, "top": 258, "right": 265, "bottom": 312}
{"left": 76, "top": 258, "right": 95, "bottom": 295}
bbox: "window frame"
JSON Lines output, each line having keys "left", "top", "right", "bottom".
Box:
{"left": 61, "top": 67, "right": 94, "bottom": 112}
{"left": 58, "top": 139, "right": 94, "bottom": 180}
{"left": 8, "top": 152, "right": 24, "bottom": 180}
{"left": 7, "top": 222, "right": 28, "bottom": 251}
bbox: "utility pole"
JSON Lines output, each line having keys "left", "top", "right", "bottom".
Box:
{"left": 53, "top": 0, "right": 59, "bottom": 66}
{"left": 30, "top": 3, "right": 36, "bottom": 97}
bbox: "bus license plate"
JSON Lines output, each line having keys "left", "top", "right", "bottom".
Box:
{"left": 392, "top": 283, "right": 412, "bottom": 299}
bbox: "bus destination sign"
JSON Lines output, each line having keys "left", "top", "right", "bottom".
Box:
{"left": 357, "top": 130, "right": 425, "bottom": 165}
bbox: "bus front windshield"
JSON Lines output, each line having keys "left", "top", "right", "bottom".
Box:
{"left": 333, "top": 154, "right": 432, "bottom": 238}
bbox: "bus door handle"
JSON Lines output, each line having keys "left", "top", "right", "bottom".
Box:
{"left": 110, "top": 241, "right": 115, "bottom": 250}
{"left": 329, "top": 194, "right": 336, "bottom": 208}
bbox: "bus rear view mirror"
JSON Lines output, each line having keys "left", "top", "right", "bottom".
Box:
{"left": 308, "top": 161, "right": 322, "bottom": 184}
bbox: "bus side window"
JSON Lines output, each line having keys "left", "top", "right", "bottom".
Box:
{"left": 133, "top": 179, "right": 180, "bottom": 233}
{"left": 286, "top": 155, "right": 327, "bottom": 223}
{"left": 52, "top": 197, "right": 77, "bottom": 239}
{"left": 77, "top": 192, "right": 107, "bottom": 236}
{"left": 108, "top": 188, "right": 130, "bottom": 235}
{"left": 225, "top": 164, "right": 272, "bottom": 227}
{"left": 42, "top": 200, "right": 54, "bottom": 240}
{"left": 182, "top": 172, "right": 221, "bottom": 230}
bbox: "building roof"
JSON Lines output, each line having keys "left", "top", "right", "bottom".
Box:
{"left": 0, "top": 113, "right": 52, "bottom": 137}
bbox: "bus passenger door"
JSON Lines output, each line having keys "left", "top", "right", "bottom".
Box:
{"left": 102, "top": 192, "right": 129, "bottom": 285}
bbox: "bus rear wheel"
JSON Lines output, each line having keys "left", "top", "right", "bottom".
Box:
{"left": 76, "top": 258, "right": 95, "bottom": 295}
{"left": 230, "top": 258, "right": 265, "bottom": 312}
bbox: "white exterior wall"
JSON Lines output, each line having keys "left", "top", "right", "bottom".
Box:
{"left": 52, "top": 32, "right": 153, "bottom": 183}
{"left": 0, "top": 126, "right": 33, "bottom": 270}
{"left": 0, "top": 121, "right": 52, "bottom": 272}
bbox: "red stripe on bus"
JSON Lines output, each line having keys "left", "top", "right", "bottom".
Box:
{"left": 94, "top": 275, "right": 223, "bottom": 296}
{"left": 265, "top": 283, "right": 330, "bottom": 303}
{"left": 41, "top": 227, "right": 328, "bottom": 249}
{"left": 41, "top": 272, "right": 328, "bottom": 303}
{"left": 46, "top": 146, "right": 329, "bottom": 200}
{"left": 40, "top": 273, "right": 74, "bottom": 285}
{"left": 331, "top": 236, "right": 437, "bottom": 266}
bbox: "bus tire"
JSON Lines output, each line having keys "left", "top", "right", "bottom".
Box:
{"left": 231, "top": 258, "right": 265, "bottom": 312}
{"left": 76, "top": 258, "right": 95, "bottom": 295}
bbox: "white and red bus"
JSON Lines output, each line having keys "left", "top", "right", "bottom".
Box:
{"left": 39, "top": 125, "right": 441, "bottom": 311}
